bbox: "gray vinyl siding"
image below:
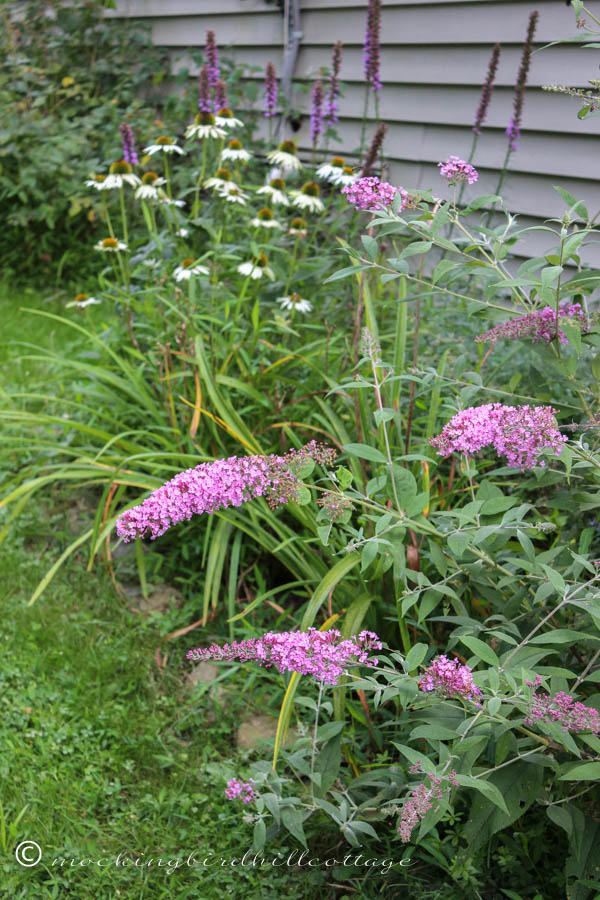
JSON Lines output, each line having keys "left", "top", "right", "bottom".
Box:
{"left": 110, "top": 0, "right": 600, "bottom": 259}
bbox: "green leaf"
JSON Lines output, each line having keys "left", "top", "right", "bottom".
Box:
{"left": 454, "top": 774, "right": 509, "bottom": 815}
{"left": 300, "top": 553, "right": 361, "bottom": 631}
{"left": 448, "top": 533, "right": 469, "bottom": 559}
{"left": 462, "top": 761, "right": 544, "bottom": 853}
{"left": 296, "top": 485, "right": 312, "bottom": 506}
{"left": 400, "top": 241, "right": 432, "bottom": 259}
{"left": 361, "top": 235, "right": 379, "bottom": 260}
{"left": 342, "top": 443, "right": 387, "bottom": 464}
{"left": 459, "top": 636, "right": 500, "bottom": 667}
{"left": 317, "top": 721, "right": 345, "bottom": 741}
{"left": 411, "top": 724, "right": 460, "bottom": 741}
{"left": 404, "top": 642, "right": 428, "bottom": 672}
{"left": 335, "top": 466, "right": 353, "bottom": 490}
{"left": 559, "top": 762, "right": 600, "bottom": 781}
{"left": 481, "top": 495, "right": 516, "bottom": 515}
{"left": 462, "top": 194, "right": 501, "bottom": 215}
{"left": 253, "top": 818, "right": 266, "bottom": 850}
{"left": 324, "top": 264, "right": 368, "bottom": 283}
{"left": 281, "top": 808, "right": 308, "bottom": 848}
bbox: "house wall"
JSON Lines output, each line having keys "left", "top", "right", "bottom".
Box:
{"left": 110, "top": 0, "right": 600, "bottom": 259}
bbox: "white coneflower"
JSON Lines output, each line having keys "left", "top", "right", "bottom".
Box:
{"left": 159, "top": 196, "right": 186, "bottom": 208}
{"left": 250, "top": 207, "right": 282, "bottom": 229}
{"left": 214, "top": 107, "right": 244, "bottom": 129}
{"left": 221, "top": 138, "right": 252, "bottom": 163}
{"left": 173, "top": 258, "right": 210, "bottom": 281}
{"left": 185, "top": 112, "right": 226, "bottom": 141}
{"left": 316, "top": 156, "right": 346, "bottom": 183}
{"left": 142, "top": 258, "right": 159, "bottom": 268}
{"left": 67, "top": 292, "right": 101, "bottom": 309}
{"left": 237, "top": 253, "right": 275, "bottom": 280}
{"left": 134, "top": 171, "right": 167, "bottom": 200}
{"left": 143, "top": 136, "right": 186, "bottom": 156}
{"left": 256, "top": 177, "right": 289, "bottom": 207}
{"left": 219, "top": 187, "right": 249, "bottom": 205}
{"left": 204, "top": 168, "right": 239, "bottom": 193}
{"left": 103, "top": 160, "right": 141, "bottom": 189}
{"left": 277, "top": 293, "right": 312, "bottom": 314}
{"left": 290, "top": 181, "right": 324, "bottom": 213}
{"left": 177, "top": 228, "right": 190, "bottom": 238}
{"left": 266, "top": 140, "right": 302, "bottom": 173}
{"left": 332, "top": 166, "right": 358, "bottom": 187}
{"left": 288, "top": 217, "right": 308, "bottom": 238}
{"left": 85, "top": 174, "right": 109, "bottom": 191}
{"left": 95, "top": 237, "right": 127, "bottom": 252}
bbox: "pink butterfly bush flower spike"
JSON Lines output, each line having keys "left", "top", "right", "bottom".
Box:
{"left": 430, "top": 404, "right": 567, "bottom": 470}
{"left": 225, "top": 778, "right": 257, "bottom": 804}
{"left": 115, "top": 441, "right": 336, "bottom": 542}
{"left": 399, "top": 761, "right": 460, "bottom": 843}
{"left": 475, "top": 303, "right": 590, "bottom": 346}
{"left": 438, "top": 156, "right": 479, "bottom": 185}
{"left": 187, "top": 628, "right": 383, "bottom": 686}
{"left": 419, "top": 655, "right": 482, "bottom": 701}
{"left": 342, "top": 176, "right": 407, "bottom": 212}
{"left": 525, "top": 676, "right": 600, "bottom": 734}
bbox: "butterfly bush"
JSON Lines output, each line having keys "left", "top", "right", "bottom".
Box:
{"left": 225, "top": 778, "right": 257, "bottom": 804}
{"left": 438, "top": 156, "right": 479, "bottom": 185}
{"left": 419, "top": 655, "right": 482, "bottom": 701}
{"left": 115, "top": 441, "right": 336, "bottom": 542}
{"left": 430, "top": 404, "right": 567, "bottom": 470}
{"left": 187, "top": 628, "right": 383, "bottom": 686}
{"left": 525, "top": 676, "right": 600, "bottom": 734}
{"left": 342, "top": 176, "right": 403, "bottom": 211}
{"left": 475, "top": 303, "right": 590, "bottom": 346}
{"left": 399, "top": 763, "right": 460, "bottom": 843}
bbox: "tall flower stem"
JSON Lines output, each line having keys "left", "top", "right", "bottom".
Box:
{"left": 192, "top": 145, "right": 208, "bottom": 218}
{"left": 310, "top": 681, "right": 325, "bottom": 804}
{"left": 162, "top": 152, "right": 174, "bottom": 200}
{"left": 233, "top": 273, "right": 253, "bottom": 321}
{"left": 359, "top": 88, "right": 370, "bottom": 159}
{"left": 283, "top": 236, "right": 301, "bottom": 295}
{"left": 118, "top": 187, "right": 129, "bottom": 246}
{"left": 101, "top": 195, "right": 116, "bottom": 240}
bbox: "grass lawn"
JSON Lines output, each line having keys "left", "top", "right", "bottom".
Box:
{"left": 0, "top": 288, "right": 358, "bottom": 900}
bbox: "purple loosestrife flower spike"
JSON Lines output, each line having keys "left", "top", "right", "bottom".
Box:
{"left": 115, "top": 441, "right": 336, "bottom": 542}
{"left": 361, "top": 122, "right": 387, "bottom": 176}
{"left": 205, "top": 29, "right": 220, "bottom": 89}
{"left": 310, "top": 79, "right": 323, "bottom": 146}
{"left": 419, "top": 655, "right": 482, "bottom": 701}
{"left": 524, "top": 676, "right": 600, "bottom": 734}
{"left": 507, "top": 11, "right": 539, "bottom": 151}
{"left": 325, "top": 41, "right": 343, "bottom": 124}
{"left": 198, "top": 64, "right": 212, "bottom": 113}
{"left": 187, "top": 628, "right": 383, "bottom": 687}
{"left": 430, "top": 403, "right": 567, "bottom": 470}
{"left": 473, "top": 43, "right": 501, "bottom": 135}
{"left": 119, "top": 123, "right": 139, "bottom": 166}
{"left": 363, "top": 0, "right": 382, "bottom": 91}
{"left": 215, "top": 79, "right": 228, "bottom": 112}
{"left": 475, "top": 303, "right": 590, "bottom": 346}
{"left": 264, "top": 62, "right": 278, "bottom": 118}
